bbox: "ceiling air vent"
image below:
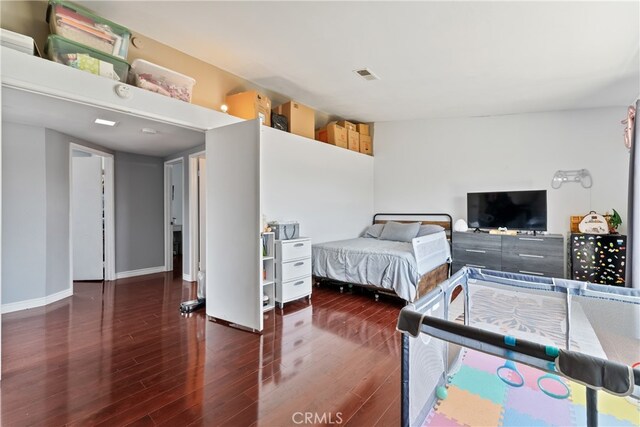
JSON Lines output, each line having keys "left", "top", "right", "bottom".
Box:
{"left": 353, "top": 68, "right": 379, "bottom": 81}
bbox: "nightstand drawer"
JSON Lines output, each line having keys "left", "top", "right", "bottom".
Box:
{"left": 278, "top": 257, "right": 311, "bottom": 281}
{"left": 282, "top": 276, "right": 312, "bottom": 301}
{"left": 453, "top": 248, "right": 502, "bottom": 270}
{"left": 502, "top": 253, "right": 564, "bottom": 277}
{"left": 278, "top": 239, "right": 311, "bottom": 261}
{"left": 502, "top": 235, "right": 563, "bottom": 257}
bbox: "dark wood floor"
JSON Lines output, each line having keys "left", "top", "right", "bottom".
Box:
{"left": 1, "top": 272, "right": 404, "bottom": 426}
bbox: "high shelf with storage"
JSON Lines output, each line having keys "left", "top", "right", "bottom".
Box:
{"left": 452, "top": 231, "right": 564, "bottom": 278}
{"left": 275, "top": 237, "right": 312, "bottom": 308}
{"left": 262, "top": 232, "right": 275, "bottom": 312}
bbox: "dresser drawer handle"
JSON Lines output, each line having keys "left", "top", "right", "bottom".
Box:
{"left": 519, "top": 270, "right": 544, "bottom": 276}
{"left": 294, "top": 262, "right": 305, "bottom": 267}
{"left": 294, "top": 243, "right": 304, "bottom": 247}
{"left": 465, "top": 249, "right": 486, "bottom": 254}
{"left": 466, "top": 264, "right": 486, "bottom": 268}
{"left": 519, "top": 238, "right": 544, "bottom": 241}
{"left": 293, "top": 281, "right": 304, "bottom": 286}
{"left": 519, "top": 253, "right": 544, "bottom": 259}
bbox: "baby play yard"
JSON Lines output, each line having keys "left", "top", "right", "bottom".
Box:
{"left": 398, "top": 267, "right": 640, "bottom": 427}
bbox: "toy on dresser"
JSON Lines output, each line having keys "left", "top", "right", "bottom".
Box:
{"left": 578, "top": 211, "right": 609, "bottom": 235}
{"left": 570, "top": 210, "right": 626, "bottom": 286}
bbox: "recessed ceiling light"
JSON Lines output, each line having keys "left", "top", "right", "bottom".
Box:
{"left": 94, "top": 118, "right": 117, "bottom": 126}
{"left": 353, "top": 68, "right": 380, "bottom": 81}
{"left": 141, "top": 127, "right": 158, "bottom": 135}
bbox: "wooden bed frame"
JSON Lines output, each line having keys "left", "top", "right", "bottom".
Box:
{"left": 315, "top": 213, "right": 453, "bottom": 302}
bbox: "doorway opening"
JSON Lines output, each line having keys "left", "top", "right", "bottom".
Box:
{"left": 189, "top": 151, "right": 206, "bottom": 283}
{"left": 164, "top": 158, "right": 185, "bottom": 277}
{"left": 69, "top": 144, "right": 115, "bottom": 285}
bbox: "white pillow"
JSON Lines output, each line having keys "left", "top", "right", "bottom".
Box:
{"left": 379, "top": 221, "right": 421, "bottom": 242}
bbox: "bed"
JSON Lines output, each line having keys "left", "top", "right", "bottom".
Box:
{"left": 312, "top": 213, "right": 452, "bottom": 302}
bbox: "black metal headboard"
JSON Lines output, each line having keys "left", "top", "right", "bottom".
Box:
{"left": 372, "top": 213, "right": 453, "bottom": 240}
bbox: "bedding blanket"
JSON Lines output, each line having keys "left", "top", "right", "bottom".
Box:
{"left": 312, "top": 238, "right": 422, "bottom": 301}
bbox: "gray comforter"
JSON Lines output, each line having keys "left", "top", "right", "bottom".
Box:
{"left": 312, "top": 238, "right": 421, "bottom": 301}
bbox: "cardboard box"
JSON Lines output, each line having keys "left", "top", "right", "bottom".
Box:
{"left": 356, "top": 123, "right": 370, "bottom": 136}
{"left": 360, "top": 134, "right": 372, "bottom": 155}
{"left": 225, "top": 90, "right": 271, "bottom": 126}
{"left": 317, "top": 123, "right": 347, "bottom": 148}
{"left": 347, "top": 129, "right": 360, "bottom": 152}
{"left": 273, "top": 101, "right": 315, "bottom": 139}
{"left": 360, "top": 141, "right": 373, "bottom": 155}
{"left": 337, "top": 120, "right": 356, "bottom": 132}
{"left": 570, "top": 215, "right": 584, "bottom": 233}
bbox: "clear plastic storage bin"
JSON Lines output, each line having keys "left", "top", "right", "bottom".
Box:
{"left": 46, "top": 0, "right": 131, "bottom": 60}
{"left": 45, "top": 34, "right": 130, "bottom": 82}
{"left": 130, "top": 59, "right": 196, "bottom": 103}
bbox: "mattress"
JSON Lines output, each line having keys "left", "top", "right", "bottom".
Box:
{"left": 312, "top": 232, "right": 450, "bottom": 301}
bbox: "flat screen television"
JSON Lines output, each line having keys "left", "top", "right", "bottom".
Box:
{"left": 467, "top": 190, "right": 547, "bottom": 231}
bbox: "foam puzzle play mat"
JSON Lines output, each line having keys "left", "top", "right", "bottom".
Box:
{"left": 425, "top": 348, "right": 639, "bottom": 427}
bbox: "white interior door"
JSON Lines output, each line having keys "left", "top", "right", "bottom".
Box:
{"left": 198, "top": 157, "right": 206, "bottom": 271}
{"left": 206, "top": 119, "right": 262, "bottom": 331}
{"left": 72, "top": 156, "right": 104, "bottom": 280}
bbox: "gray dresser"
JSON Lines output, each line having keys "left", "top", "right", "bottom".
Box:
{"left": 452, "top": 231, "right": 564, "bottom": 278}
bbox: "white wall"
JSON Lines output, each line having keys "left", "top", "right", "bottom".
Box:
{"left": 261, "top": 127, "right": 375, "bottom": 243}
{"left": 374, "top": 108, "right": 630, "bottom": 234}
{"left": 2, "top": 123, "right": 47, "bottom": 305}
{"left": 114, "top": 152, "right": 165, "bottom": 273}
{"left": 45, "top": 130, "right": 72, "bottom": 295}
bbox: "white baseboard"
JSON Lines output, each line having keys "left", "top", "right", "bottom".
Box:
{"left": 115, "top": 266, "right": 166, "bottom": 280}
{"left": 2, "top": 287, "right": 73, "bottom": 314}
{"left": 183, "top": 273, "right": 195, "bottom": 282}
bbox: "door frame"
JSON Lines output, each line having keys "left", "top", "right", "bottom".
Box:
{"left": 188, "top": 151, "right": 206, "bottom": 282}
{"left": 164, "top": 158, "right": 185, "bottom": 272}
{"left": 69, "top": 143, "right": 116, "bottom": 284}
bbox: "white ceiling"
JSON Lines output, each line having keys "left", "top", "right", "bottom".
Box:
{"left": 2, "top": 87, "right": 205, "bottom": 157}
{"left": 81, "top": 1, "right": 639, "bottom": 122}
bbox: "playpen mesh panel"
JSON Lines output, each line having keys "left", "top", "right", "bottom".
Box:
{"left": 572, "top": 293, "right": 640, "bottom": 365}
{"left": 408, "top": 295, "right": 446, "bottom": 426}
{"left": 467, "top": 280, "right": 569, "bottom": 349}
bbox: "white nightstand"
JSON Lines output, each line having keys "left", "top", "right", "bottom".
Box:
{"left": 275, "top": 237, "right": 312, "bottom": 308}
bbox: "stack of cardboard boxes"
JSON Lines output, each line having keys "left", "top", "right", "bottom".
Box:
{"left": 357, "top": 123, "right": 372, "bottom": 155}
{"left": 225, "top": 90, "right": 372, "bottom": 156}
{"left": 272, "top": 101, "right": 315, "bottom": 139}
{"left": 315, "top": 120, "right": 372, "bottom": 156}
{"left": 225, "top": 91, "right": 316, "bottom": 140}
